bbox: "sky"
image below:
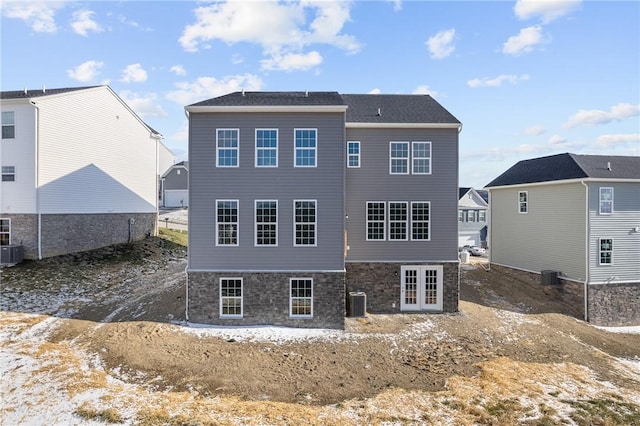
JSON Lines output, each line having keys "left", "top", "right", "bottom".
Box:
{"left": 1, "top": 0, "right": 639, "bottom": 188}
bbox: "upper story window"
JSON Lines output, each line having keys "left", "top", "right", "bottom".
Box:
{"left": 216, "top": 200, "right": 239, "bottom": 246}
{"left": 518, "top": 191, "right": 528, "bottom": 214}
{"left": 217, "top": 129, "right": 239, "bottom": 167}
{"left": 294, "top": 200, "right": 316, "bottom": 246}
{"left": 347, "top": 141, "right": 360, "bottom": 168}
{"left": 366, "top": 201, "right": 386, "bottom": 241}
{"left": 1, "top": 111, "right": 15, "bottom": 139}
{"left": 599, "top": 238, "right": 613, "bottom": 265}
{"left": 255, "top": 200, "right": 278, "bottom": 246}
{"left": 599, "top": 187, "right": 613, "bottom": 215}
{"left": 458, "top": 210, "right": 464, "bottom": 222}
{"left": 389, "top": 202, "right": 408, "bottom": 240}
{"left": 411, "top": 142, "right": 431, "bottom": 174}
{"left": 389, "top": 142, "right": 409, "bottom": 174}
{"left": 0, "top": 218, "right": 10, "bottom": 245}
{"left": 411, "top": 202, "right": 430, "bottom": 241}
{"left": 1, "top": 166, "right": 15, "bottom": 182}
{"left": 256, "top": 129, "right": 278, "bottom": 167}
{"left": 479, "top": 210, "right": 486, "bottom": 222}
{"left": 295, "top": 129, "right": 317, "bottom": 167}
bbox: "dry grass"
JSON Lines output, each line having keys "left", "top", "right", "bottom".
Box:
{"left": 158, "top": 228, "right": 188, "bottom": 247}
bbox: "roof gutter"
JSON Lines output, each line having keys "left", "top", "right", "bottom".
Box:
{"left": 346, "top": 122, "right": 461, "bottom": 129}
{"left": 486, "top": 177, "right": 640, "bottom": 191}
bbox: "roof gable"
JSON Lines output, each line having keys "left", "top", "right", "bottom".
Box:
{"left": 485, "top": 153, "right": 640, "bottom": 187}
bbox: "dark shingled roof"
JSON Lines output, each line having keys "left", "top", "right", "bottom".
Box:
{"left": 476, "top": 190, "right": 489, "bottom": 203}
{"left": 341, "top": 94, "right": 460, "bottom": 124}
{"left": 189, "top": 91, "right": 345, "bottom": 107}
{"left": 1, "top": 86, "right": 100, "bottom": 99}
{"left": 485, "top": 153, "right": 640, "bottom": 187}
{"left": 459, "top": 187, "right": 472, "bottom": 199}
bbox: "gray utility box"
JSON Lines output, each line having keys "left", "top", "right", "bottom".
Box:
{"left": 541, "top": 270, "right": 559, "bottom": 286}
{"left": 348, "top": 292, "right": 366, "bottom": 317}
{"left": 1, "top": 244, "right": 24, "bottom": 266}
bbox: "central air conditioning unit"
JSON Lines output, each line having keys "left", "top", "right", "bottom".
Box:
{"left": 541, "top": 270, "right": 559, "bottom": 286}
{"left": 348, "top": 292, "right": 366, "bottom": 317}
{"left": 1, "top": 245, "right": 24, "bottom": 266}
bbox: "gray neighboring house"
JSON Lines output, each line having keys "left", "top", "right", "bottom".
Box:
{"left": 458, "top": 187, "right": 489, "bottom": 248}
{"left": 161, "top": 161, "right": 188, "bottom": 208}
{"left": 486, "top": 153, "right": 640, "bottom": 326}
{"left": 185, "top": 91, "right": 462, "bottom": 328}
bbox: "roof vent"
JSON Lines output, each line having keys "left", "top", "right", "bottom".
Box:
{"left": 241, "top": 89, "right": 245, "bottom": 96}
{"left": 305, "top": 90, "right": 309, "bottom": 97}
{"left": 42, "top": 84, "right": 46, "bottom": 93}
{"left": 377, "top": 108, "right": 382, "bottom": 116}
{"left": 607, "top": 161, "right": 611, "bottom": 171}
{"left": 24, "top": 87, "right": 27, "bottom": 95}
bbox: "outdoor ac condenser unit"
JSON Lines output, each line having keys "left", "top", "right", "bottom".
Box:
{"left": 0, "top": 245, "right": 24, "bottom": 266}
{"left": 348, "top": 292, "right": 366, "bottom": 317}
{"left": 541, "top": 270, "right": 559, "bottom": 286}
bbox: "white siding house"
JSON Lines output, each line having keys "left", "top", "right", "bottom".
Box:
{"left": 1, "top": 85, "right": 172, "bottom": 259}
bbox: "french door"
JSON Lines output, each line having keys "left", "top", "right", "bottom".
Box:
{"left": 400, "top": 265, "right": 443, "bottom": 311}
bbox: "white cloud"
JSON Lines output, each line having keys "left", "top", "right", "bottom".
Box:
{"left": 261, "top": 51, "right": 322, "bottom": 72}
{"left": 514, "top": 0, "right": 582, "bottom": 24}
{"left": 166, "top": 74, "right": 263, "bottom": 106}
{"left": 412, "top": 85, "right": 440, "bottom": 98}
{"left": 548, "top": 134, "right": 568, "bottom": 145}
{"left": 179, "top": 1, "right": 359, "bottom": 71}
{"left": 1, "top": 1, "right": 66, "bottom": 33}
{"left": 564, "top": 103, "right": 640, "bottom": 128}
{"left": 595, "top": 133, "right": 640, "bottom": 147}
{"left": 170, "top": 65, "right": 187, "bottom": 76}
{"left": 70, "top": 9, "right": 103, "bottom": 36}
{"left": 467, "top": 74, "right": 530, "bottom": 88}
{"left": 523, "top": 125, "right": 546, "bottom": 136}
{"left": 368, "top": 88, "right": 381, "bottom": 95}
{"left": 388, "top": 0, "right": 402, "bottom": 12}
{"left": 66, "top": 60, "right": 104, "bottom": 82}
{"left": 426, "top": 29, "right": 456, "bottom": 60}
{"left": 503, "top": 26, "right": 548, "bottom": 56}
{"left": 120, "top": 64, "right": 148, "bottom": 83}
{"left": 231, "top": 54, "right": 244, "bottom": 65}
{"left": 118, "top": 90, "right": 167, "bottom": 118}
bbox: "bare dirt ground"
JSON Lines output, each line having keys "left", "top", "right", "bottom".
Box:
{"left": 1, "top": 237, "right": 639, "bottom": 425}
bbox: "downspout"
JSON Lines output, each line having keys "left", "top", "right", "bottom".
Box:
{"left": 184, "top": 107, "right": 190, "bottom": 323}
{"left": 486, "top": 189, "right": 491, "bottom": 271}
{"left": 30, "top": 101, "right": 42, "bottom": 260}
{"left": 154, "top": 134, "right": 159, "bottom": 237}
{"left": 581, "top": 180, "right": 589, "bottom": 322}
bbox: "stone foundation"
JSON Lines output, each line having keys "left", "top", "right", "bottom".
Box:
{"left": 1, "top": 213, "right": 156, "bottom": 259}
{"left": 588, "top": 282, "right": 640, "bottom": 326}
{"left": 187, "top": 271, "right": 345, "bottom": 329}
{"left": 345, "top": 262, "right": 459, "bottom": 314}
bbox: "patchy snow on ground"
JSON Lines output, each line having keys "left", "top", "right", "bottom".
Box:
{"left": 159, "top": 208, "right": 188, "bottom": 224}
{"left": 596, "top": 325, "right": 640, "bottom": 335}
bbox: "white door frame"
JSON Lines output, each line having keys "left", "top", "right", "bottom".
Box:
{"left": 400, "top": 265, "right": 443, "bottom": 311}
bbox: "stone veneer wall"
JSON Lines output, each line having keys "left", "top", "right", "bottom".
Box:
{"left": 187, "top": 272, "right": 345, "bottom": 329}
{"left": 3, "top": 213, "right": 156, "bottom": 259}
{"left": 588, "top": 282, "right": 640, "bottom": 326}
{"left": 345, "top": 262, "right": 459, "bottom": 314}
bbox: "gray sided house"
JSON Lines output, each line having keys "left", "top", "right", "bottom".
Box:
{"left": 486, "top": 153, "right": 640, "bottom": 326}
{"left": 162, "top": 161, "right": 189, "bottom": 208}
{"left": 458, "top": 187, "right": 489, "bottom": 248}
{"left": 185, "top": 91, "right": 461, "bottom": 328}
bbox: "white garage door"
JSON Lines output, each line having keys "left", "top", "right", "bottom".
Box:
{"left": 459, "top": 233, "right": 479, "bottom": 247}
{"left": 164, "top": 190, "right": 188, "bottom": 207}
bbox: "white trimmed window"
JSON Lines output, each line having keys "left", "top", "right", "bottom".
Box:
{"left": 458, "top": 210, "right": 464, "bottom": 222}
{"left": 411, "top": 202, "right": 430, "bottom": 241}
{"left": 347, "top": 141, "right": 360, "bottom": 168}
{"left": 217, "top": 128, "right": 239, "bottom": 167}
{"left": 216, "top": 200, "right": 238, "bottom": 246}
{"left": 411, "top": 142, "right": 431, "bottom": 174}
{"left": 2, "top": 112, "right": 15, "bottom": 139}
{"left": 255, "top": 200, "right": 277, "bottom": 246}
{"left": 479, "top": 210, "right": 486, "bottom": 222}
{"left": 599, "top": 187, "right": 613, "bottom": 215}
{"left": 290, "top": 278, "right": 313, "bottom": 317}
{"left": 599, "top": 238, "right": 613, "bottom": 265}
{"left": 389, "top": 202, "right": 408, "bottom": 240}
{"left": 0, "top": 218, "right": 10, "bottom": 245}
{"left": 389, "top": 142, "right": 409, "bottom": 174}
{"left": 366, "top": 202, "right": 386, "bottom": 241}
{"left": 518, "top": 191, "right": 528, "bottom": 214}
{"left": 256, "top": 129, "right": 278, "bottom": 167}
{"left": 220, "top": 278, "right": 242, "bottom": 318}
{"left": 294, "top": 200, "right": 316, "bottom": 246}
{"left": 1, "top": 166, "right": 15, "bottom": 182}
{"left": 294, "top": 129, "right": 317, "bottom": 167}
